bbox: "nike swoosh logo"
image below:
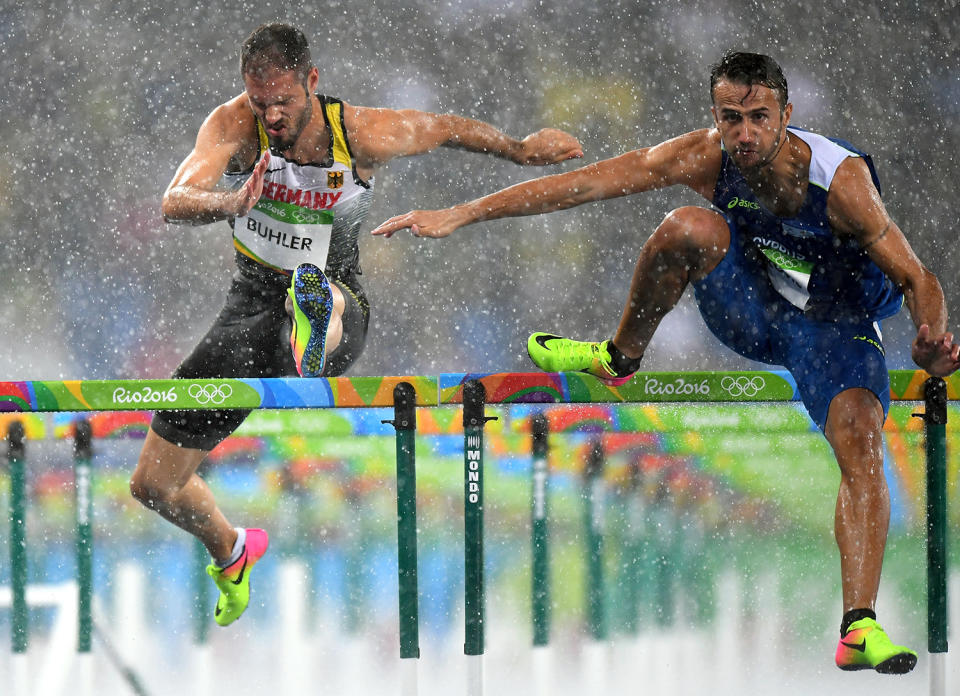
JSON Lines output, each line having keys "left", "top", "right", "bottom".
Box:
{"left": 534, "top": 334, "right": 561, "bottom": 349}
{"left": 840, "top": 639, "right": 866, "bottom": 652}
{"left": 231, "top": 554, "right": 249, "bottom": 585}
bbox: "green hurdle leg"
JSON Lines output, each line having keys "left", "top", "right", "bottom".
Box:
{"left": 921, "top": 377, "right": 948, "bottom": 696}
{"left": 387, "top": 382, "right": 420, "bottom": 660}
{"left": 584, "top": 437, "right": 607, "bottom": 642}
{"left": 923, "top": 377, "right": 948, "bottom": 652}
{"left": 463, "top": 381, "right": 493, "bottom": 656}
{"left": 8, "top": 420, "right": 27, "bottom": 654}
{"left": 74, "top": 419, "right": 94, "bottom": 655}
{"left": 192, "top": 539, "right": 210, "bottom": 645}
{"left": 530, "top": 412, "right": 550, "bottom": 647}
{"left": 462, "top": 381, "right": 496, "bottom": 696}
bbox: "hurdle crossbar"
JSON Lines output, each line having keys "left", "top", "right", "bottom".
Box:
{"left": 0, "top": 369, "right": 955, "bottom": 412}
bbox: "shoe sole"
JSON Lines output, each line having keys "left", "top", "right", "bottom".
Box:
{"left": 875, "top": 652, "right": 918, "bottom": 675}
{"left": 292, "top": 265, "right": 333, "bottom": 378}
{"left": 594, "top": 372, "right": 633, "bottom": 387}
{"left": 837, "top": 652, "right": 917, "bottom": 674}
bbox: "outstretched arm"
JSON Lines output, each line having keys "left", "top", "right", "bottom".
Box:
{"left": 371, "top": 128, "right": 720, "bottom": 238}
{"left": 829, "top": 157, "right": 960, "bottom": 376}
{"left": 161, "top": 99, "right": 265, "bottom": 225}
{"left": 348, "top": 106, "right": 583, "bottom": 170}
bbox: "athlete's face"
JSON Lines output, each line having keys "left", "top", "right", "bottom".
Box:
{"left": 244, "top": 65, "right": 320, "bottom": 152}
{"left": 711, "top": 80, "right": 792, "bottom": 172}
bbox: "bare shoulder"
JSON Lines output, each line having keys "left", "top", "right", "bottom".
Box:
{"left": 826, "top": 155, "right": 885, "bottom": 236}
{"left": 341, "top": 102, "right": 410, "bottom": 140}
{"left": 341, "top": 102, "right": 421, "bottom": 165}
{"left": 830, "top": 154, "right": 879, "bottom": 194}
{"left": 200, "top": 93, "right": 260, "bottom": 171}
{"left": 340, "top": 102, "right": 376, "bottom": 151}
{"left": 202, "top": 94, "right": 257, "bottom": 138}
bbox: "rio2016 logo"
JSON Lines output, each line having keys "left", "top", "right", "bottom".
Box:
{"left": 643, "top": 377, "right": 710, "bottom": 396}
{"left": 112, "top": 386, "right": 179, "bottom": 405}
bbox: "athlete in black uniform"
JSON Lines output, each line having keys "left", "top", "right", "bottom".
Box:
{"left": 129, "top": 22, "right": 583, "bottom": 626}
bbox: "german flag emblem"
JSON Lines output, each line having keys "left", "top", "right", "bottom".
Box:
{"left": 327, "top": 171, "right": 344, "bottom": 189}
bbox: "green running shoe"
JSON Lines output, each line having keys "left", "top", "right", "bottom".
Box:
{"left": 206, "top": 528, "right": 269, "bottom": 627}
{"left": 835, "top": 617, "right": 917, "bottom": 674}
{"left": 527, "top": 333, "right": 633, "bottom": 386}
{"left": 288, "top": 263, "right": 333, "bottom": 378}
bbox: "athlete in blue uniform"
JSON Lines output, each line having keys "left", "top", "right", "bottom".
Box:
{"left": 373, "top": 51, "right": 960, "bottom": 674}
{"left": 130, "top": 23, "right": 583, "bottom": 628}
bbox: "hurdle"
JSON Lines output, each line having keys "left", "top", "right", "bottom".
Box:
{"left": 1, "top": 369, "right": 954, "bottom": 696}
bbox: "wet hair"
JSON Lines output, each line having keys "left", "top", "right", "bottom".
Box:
{"left": 240, "top": 23, "right": 312, "bottom": 82}
{"left": 710, "top": 51, "right": 788, "bottom": 111}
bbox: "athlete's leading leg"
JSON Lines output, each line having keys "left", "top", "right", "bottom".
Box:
{"left": 612, "top": 207, "right": 730, "bottom": 359}
{"left": 825, "top": 387, "right": 916, "bottom": 673}
{"left": 528, "top": 206, "right": 729, "bottom": 379}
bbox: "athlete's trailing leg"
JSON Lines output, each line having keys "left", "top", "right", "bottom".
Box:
{"left": 130, "top": 428, "right": 269, "bottom": 626}
{"left": 826, "top": 388, "right": 916, "bottom": 674}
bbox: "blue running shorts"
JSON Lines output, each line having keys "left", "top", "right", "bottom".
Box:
{"left": 692, "top": 218, "right": 891, "bottom": 431}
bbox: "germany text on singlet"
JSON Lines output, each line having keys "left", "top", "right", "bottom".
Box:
{"left": 225, "top": 95, "right": 374, "bottom": 276}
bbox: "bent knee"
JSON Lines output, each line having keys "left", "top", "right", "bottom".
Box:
{"left": 129, "top": 468, "right": 166, "bottom": 507}
{"left": 129, "top": 459, "right": 182, "bottom": 508}
{"left": 650, "top": 207, "right": 729, "bottom": 277}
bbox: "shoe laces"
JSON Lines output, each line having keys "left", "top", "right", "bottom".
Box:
{"left": 557, "top": 339, "right": 615, "bottom": 376}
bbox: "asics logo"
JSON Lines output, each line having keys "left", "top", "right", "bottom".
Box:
{"left": 720, "top": 376, "right": 766, "bottom": 397}
{"left": 727, "top": 196, "right": 760, "bottom": 210}
{"left": 188, "top": 383, "right": 234, "bottom": 405}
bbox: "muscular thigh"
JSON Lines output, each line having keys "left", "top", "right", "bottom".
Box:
{"left": 692, "top": 217, "right": 786, "bottom": 363}
{"left": 324, "top": 274, "right": 370, "bottom": 376}
{"left": 175, "top": 274, "right": 295, "bottom": 380}
{"left": 152, "top": 272, "right": 294, "bottom": 450}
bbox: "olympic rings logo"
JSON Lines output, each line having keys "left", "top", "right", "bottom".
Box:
{"left": 720, "top": 376, "right": 766, "bottom": 398}
{"left": 188, "top": 383, "right": 234, "bottom": 405}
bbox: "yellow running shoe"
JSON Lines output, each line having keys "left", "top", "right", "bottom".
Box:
{"left": 527, "top": 333, "right": 634, "bottom": 386}
{"left": 206, "top": 528, "right": 269, "bottom": 627}
{"left": 835, "top": 617, "right": 917, "bottom": 674}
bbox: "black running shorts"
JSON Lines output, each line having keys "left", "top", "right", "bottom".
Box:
{"left": 151, "top": 260, "right": 370, "bottom": 450}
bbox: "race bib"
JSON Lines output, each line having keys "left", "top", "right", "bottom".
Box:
{"left": 233, "top": 198, "right": 333, "bottom": 272}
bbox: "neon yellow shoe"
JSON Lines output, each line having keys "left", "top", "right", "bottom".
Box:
{"left": 835, "top": 617, "right": 917, "bottom": 674}
{"left": 288, "top": 263, "right": 333, "bottom": 378}
{"left": 206, "top": 528, "right": 269, "bottom": 627}
{"left": 527, "top": 333, "right": 634, "bottom": 386}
